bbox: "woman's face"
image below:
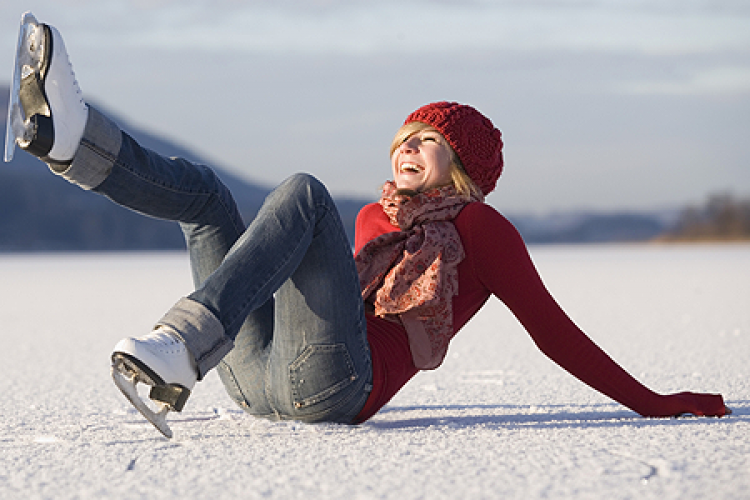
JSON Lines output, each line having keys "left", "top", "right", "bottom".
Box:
{"left": 391, "top": 127, "right": 454, "bottom": 193}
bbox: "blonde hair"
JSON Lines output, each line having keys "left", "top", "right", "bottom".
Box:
{"left": 390, "top": 122, "right": 484, "bottom": 201}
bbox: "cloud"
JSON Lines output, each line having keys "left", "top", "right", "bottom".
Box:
{"left": 1, "top": 0, "right": 747, "bottom": 211}
{"left": 620, "top": 67, "right": 750, "bottom": 96}
{"left": 8, "top": 0, "right": 748, "bottom": 56}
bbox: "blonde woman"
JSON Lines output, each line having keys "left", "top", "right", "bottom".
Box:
{"left": 7, "top": 13, "right": 729, "bottom": 438}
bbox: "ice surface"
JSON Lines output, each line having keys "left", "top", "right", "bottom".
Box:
{"left": 1, "top": 245, "right": 748, "bottom": 499}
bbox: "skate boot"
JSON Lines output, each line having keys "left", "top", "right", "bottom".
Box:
{"left": 4, "top": 11, "right": 88, "bottom": 163}
{"left": 111, "top": 326, "right": 198, "bottom": 438}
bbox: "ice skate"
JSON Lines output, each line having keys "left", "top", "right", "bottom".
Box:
{"left": 111, "top": 326, "right": 198, "bottom": 438}
{"left": 4, "top": 11, "right": 88, "bottom": 163}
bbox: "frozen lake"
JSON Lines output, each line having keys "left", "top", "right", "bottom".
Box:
{"left": 1, "top": 244, "right": 748, "bottom": 499}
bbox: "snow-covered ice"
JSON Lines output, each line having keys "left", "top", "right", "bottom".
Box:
{"left": 1, "top": 244, "right": 748, "bottom": 499}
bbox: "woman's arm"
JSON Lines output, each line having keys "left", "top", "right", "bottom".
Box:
{"left": 462, "top": 204, "right": 728, "bottom": 417}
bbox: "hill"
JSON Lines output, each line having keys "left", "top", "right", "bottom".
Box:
{"left": 0, "top": 85, "right": 371, "bottom": 251}
{"left": 2, "top": 85, "right": 706, "bottom": 250}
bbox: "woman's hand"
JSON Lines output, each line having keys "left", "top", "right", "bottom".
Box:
{"left": 664, "top": 392, "right": 731, "bottom": 418}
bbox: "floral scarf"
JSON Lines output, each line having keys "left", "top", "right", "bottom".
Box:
{"left": 355, "top": 181, "right": 480, "bottom": 369}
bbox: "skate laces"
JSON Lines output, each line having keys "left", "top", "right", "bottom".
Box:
{"left": 66, "top": 60, "right": 84, "bottom": 106}
{"left": 52, "top": 28, "right": 85, "bottom": 106}
{"left": 142, "top": 328, "right": 187, "bottom": 355}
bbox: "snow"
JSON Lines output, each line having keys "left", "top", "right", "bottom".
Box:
{"left": 1, "top": 244, "right": 748, "bottom": 499}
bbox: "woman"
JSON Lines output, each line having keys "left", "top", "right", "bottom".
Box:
{"left": 7, "top": 13, "right": 729, "bottom": 438}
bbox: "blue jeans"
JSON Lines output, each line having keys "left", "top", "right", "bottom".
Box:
{"left": 57, "top": 107, "right": 372, "bottom": 424}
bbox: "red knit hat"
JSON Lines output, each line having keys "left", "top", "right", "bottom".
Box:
{"left": 404, "top": 101, "right": 504, "bottom": 196}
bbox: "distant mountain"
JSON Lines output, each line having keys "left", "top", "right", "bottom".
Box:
{"left": 1, "top": 84, "right": 678, "bottom": 251}
{"left": 0, "top": 85, "right": 372, "bottom": 251}
{"left": 509, "top": 210, "right": 672, "bottom": 244}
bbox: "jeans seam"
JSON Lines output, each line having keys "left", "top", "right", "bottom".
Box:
{"left": 113, "top": 154, "right": 244, "bottom": 236}
{"left": 291, "top": 374, "right": 370, "bottom": 424}
{"left": 80, "top": 137, "right": 117, "bottom": 165}
{"left": 222, "top": 200, "right": 321, "bottom": 334}
{"left": 264, "top": 349, "right": 279, "bottom": 419}
{"left": 195, "top": 337, "right": 233, "bottom": 374}
{"left": 218, "top": 360, "right": 249, "bottom": 407}
{"left": 288, "top": 343, "right": 357, "bottom": 409}
{"left": 258, "top": 189, "right": 339, "bottom": 418}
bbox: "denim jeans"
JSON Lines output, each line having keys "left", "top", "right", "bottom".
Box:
{"left": 56, "top": 107, "right": 372, "bottom": 424}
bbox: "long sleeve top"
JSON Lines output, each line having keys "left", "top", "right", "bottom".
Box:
{"left": 353, "top": 201, "right": 726, "bottom": 423}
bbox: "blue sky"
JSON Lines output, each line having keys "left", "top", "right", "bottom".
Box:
{"left": 2, "top": 0, "right": 749, "bottom": 213}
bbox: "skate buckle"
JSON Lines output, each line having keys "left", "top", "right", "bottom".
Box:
{"left": 111, "top": 352, "right": 194, "bottom": 439}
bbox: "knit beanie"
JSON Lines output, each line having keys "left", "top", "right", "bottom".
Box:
{"left": 404, "top": 101, "right": 504, "bottom": 196}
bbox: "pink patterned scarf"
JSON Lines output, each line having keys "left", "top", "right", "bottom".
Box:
{"left": 355, "top": 181, "right": 480, "bottom": 369}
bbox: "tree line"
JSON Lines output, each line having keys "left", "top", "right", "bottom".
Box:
{"left": 659, "top": 193, "right": 750, "bottom": 242}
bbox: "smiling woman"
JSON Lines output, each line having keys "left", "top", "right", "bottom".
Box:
{"left": 7, "top": 12, "right": 730, "bottom": 439}
{"left": 390, "top": 126, "right": 454, "bottom": 195}
{"left": 390, "top": 106, "right": 498, "bottom": 201}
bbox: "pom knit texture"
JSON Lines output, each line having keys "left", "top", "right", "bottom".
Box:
{"left": 405, "top": 101, "right": 504, "bottom": 195}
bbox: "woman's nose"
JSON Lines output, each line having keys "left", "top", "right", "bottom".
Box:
{"left": 400, "top": 137, "right": 418, "bottom": 153}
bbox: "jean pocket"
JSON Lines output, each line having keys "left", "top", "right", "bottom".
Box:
{"left": 289, "top": 343, "right": 357, "bottom": 410}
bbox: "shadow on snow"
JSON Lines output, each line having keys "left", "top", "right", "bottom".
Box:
{"left": 366, "top": 401, "right": 749, "bottom": 431}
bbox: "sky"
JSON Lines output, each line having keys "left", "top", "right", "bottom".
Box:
{"left": 1, "top": 0, "right": 749, "bottom": 213}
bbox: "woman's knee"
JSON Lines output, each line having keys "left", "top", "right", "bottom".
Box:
{"left": 278, "top": 173, "right": 331, "bottom": 203}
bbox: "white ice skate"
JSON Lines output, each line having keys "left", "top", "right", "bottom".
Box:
{"left": 4, "top": 11, "right": 88, "bottom": 163}
{"left": 111, "top": 327, "right": 198, "bottom": 439}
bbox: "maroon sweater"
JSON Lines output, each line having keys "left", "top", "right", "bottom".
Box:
{"left": 353, "top": 201, "right": 727, "bottom": 423}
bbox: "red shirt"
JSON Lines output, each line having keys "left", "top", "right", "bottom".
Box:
{"left": 353, "top": 201, "right": 726, "bottom": 423}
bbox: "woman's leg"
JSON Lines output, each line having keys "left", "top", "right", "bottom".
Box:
{"left": 71, "top": 120, "right": 370, "bottom": 422}
{"left": 13, "top": 15, "right": 369, "bottom": 423}
{"left": 10, "top": 13, "right": 245, "bottom": 286}
{"left": 61, "top": 111, "right": 369, "bottom": 423}
{"left": 159, "top": 174, "right": 372, "bottom": 423}
{"left": 61, "top": 107, "right": 280, "bottom": 416}
{"left": 64, "top": 108, "right": 245, "bottom": 281}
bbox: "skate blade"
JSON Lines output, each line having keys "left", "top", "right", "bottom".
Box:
{"left": 4, "top": 12, "right": 43, "bottom": 162}
{"left": 111, "top": 365, "right": 174, "bottom": 439}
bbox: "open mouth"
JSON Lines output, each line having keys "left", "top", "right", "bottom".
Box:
{"left": 400, "top": 162, "right": 422, "bottom": 174}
